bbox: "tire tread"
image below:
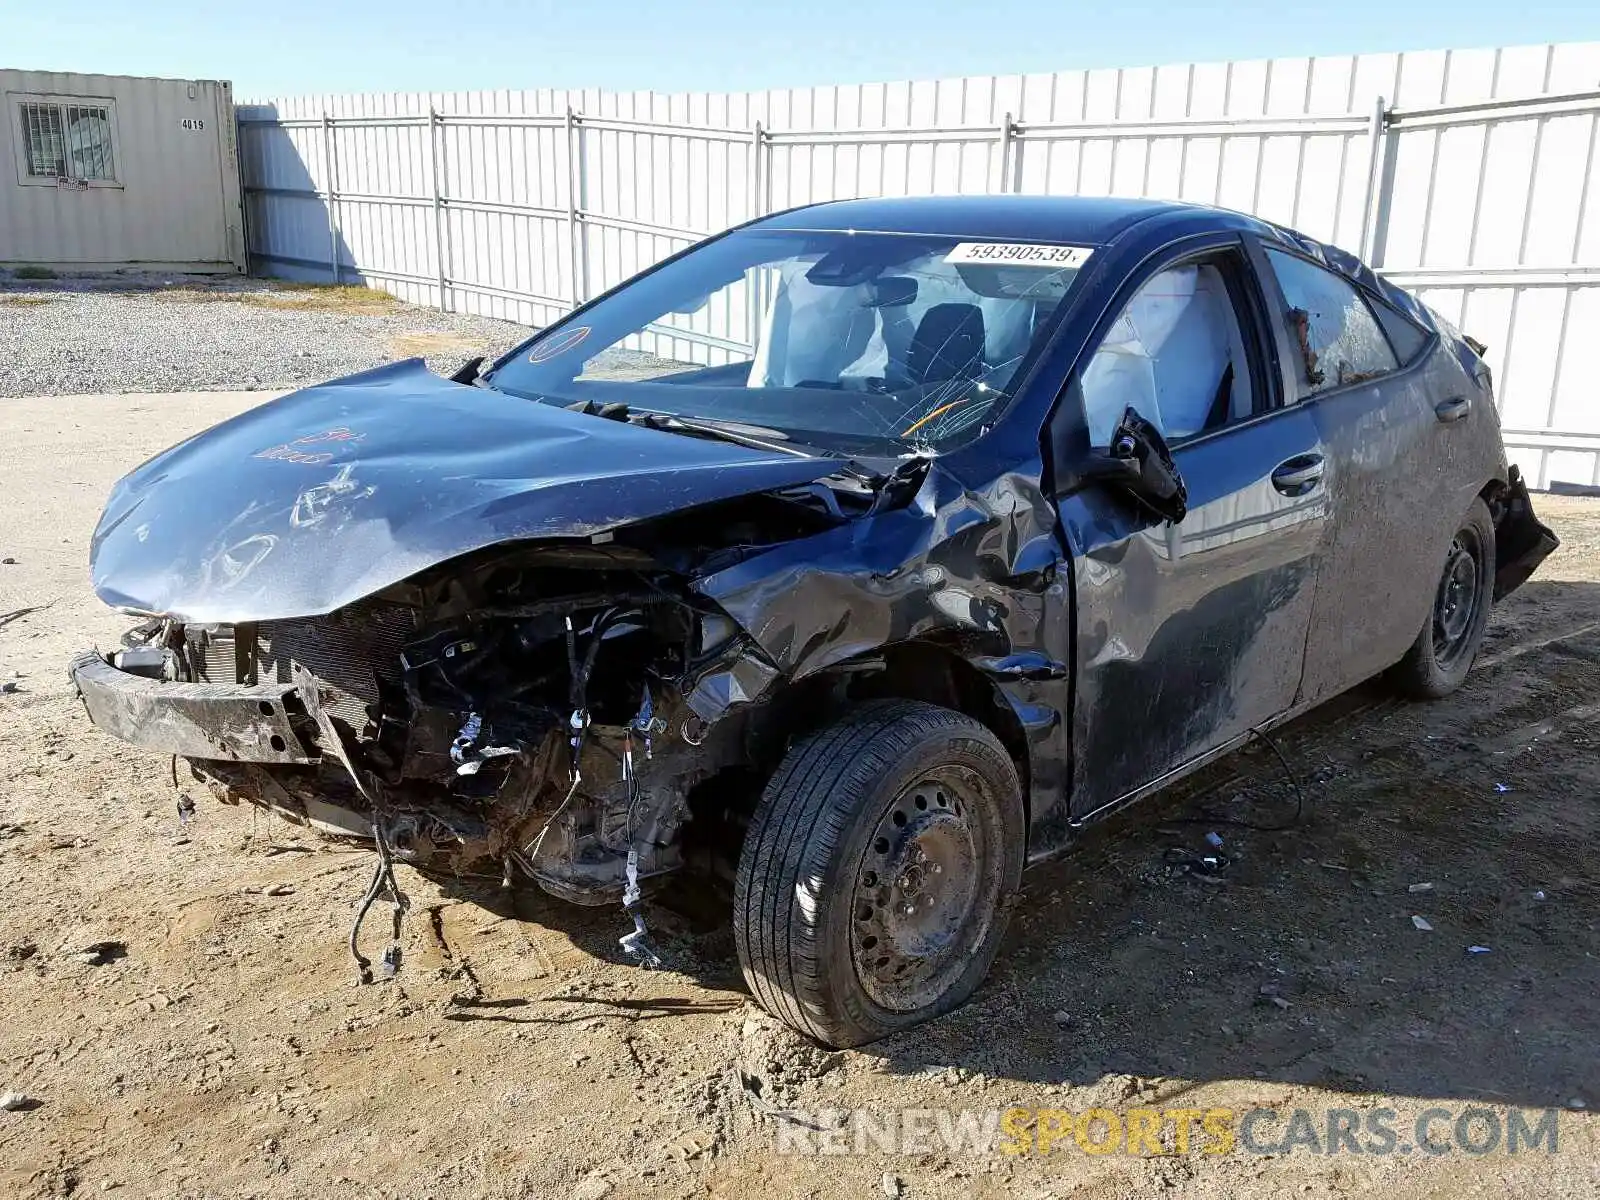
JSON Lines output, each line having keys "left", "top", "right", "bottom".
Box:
{"left": 733, "top": 699, "right": 1020, "bottom": 1046}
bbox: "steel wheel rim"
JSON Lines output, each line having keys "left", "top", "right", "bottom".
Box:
{"left": 849, "top": 767, "right": 994, "bottom": 1013}
{"left": 1432, "top": 529, "right": 1483, "bottom": 668}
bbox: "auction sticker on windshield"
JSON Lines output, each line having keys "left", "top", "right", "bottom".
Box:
{"left": 945, "top": 243, "right": 1094, "bottom": 267}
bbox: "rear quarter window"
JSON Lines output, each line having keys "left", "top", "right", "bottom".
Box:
{"left": 1369, "top": 298, "right": 1431, "bottom": 364}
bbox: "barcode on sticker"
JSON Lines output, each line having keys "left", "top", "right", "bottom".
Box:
{"left": 945, "top": 242, "right": 1093, "bottom": 267}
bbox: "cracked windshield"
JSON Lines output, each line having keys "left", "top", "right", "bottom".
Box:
{"left": 484, "top": 229, "right": 1091, "bottom": 454}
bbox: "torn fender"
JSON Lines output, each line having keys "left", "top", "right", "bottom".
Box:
{"left": 685, "top": 459, "right": 1078, "bottom": 843}
{"left": 89, "top": 360, "right": 838, "bottom": 624}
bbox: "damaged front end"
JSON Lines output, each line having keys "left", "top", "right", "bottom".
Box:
{"left": 74, "top": 536, "right": 812, "bottom": 916}
{"left": 71, "top": 359, "right": 1071, "bottom": 985}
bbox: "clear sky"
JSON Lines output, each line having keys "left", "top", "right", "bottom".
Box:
{"left": 5, "top": 0, "right": 1599, "bottom": 100}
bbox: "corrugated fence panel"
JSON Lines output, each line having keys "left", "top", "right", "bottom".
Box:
{"left": 239, "top": 41, "right": 1600, "bottom": 487}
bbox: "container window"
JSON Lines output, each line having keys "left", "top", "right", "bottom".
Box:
{"left": 17, "top": 99, "right": 117, "bottom": 182}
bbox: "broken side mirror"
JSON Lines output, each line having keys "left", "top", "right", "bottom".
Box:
{"left": 1081, "top": 406, "right": 1188, "bottom": 524}
{"left": 450, "top": 356, "right": 485, "bottom": 385}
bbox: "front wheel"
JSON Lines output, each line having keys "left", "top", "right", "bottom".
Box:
{"left": 733, "top": 700, "right": 1024, "bottom": 1048}
{"left": 1390, "top": 497, "right": 1495, "bottom": 699}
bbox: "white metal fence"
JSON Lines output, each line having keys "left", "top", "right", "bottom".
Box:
{"left": 238, "top": 43, "right": 1600, "bottom": 488}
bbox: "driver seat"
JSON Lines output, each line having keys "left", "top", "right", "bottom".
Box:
{"left": 905, "top": 303, "right": 986, "bottom": 386}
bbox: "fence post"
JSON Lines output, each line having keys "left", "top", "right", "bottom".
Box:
{"left": 429, "top": 107, "right": 448, "bottom": 312}
{"left": 745, "top": 121, "right": 768, "bottom": 349}
{"left": 995, "top": 112, "right": 1015, "bottom": 193}
{"left": 748, "top": 120, "right": 765, "bottom": 220}
{"left": 321, "top": 113, "right": 341, "bottom": 284}
{"left": 1358, "top": 94, "right": 1389, "bottom": 264}
{"left": 565, "top": 105, "right": 587, "bottom": 309}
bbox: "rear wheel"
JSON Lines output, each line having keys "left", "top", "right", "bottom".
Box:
{"left": 1390, "top": 497, "right": 1495, "bottom": 699}
{"left": 733, "top": 700, "right": 1024, "bottom": 1048}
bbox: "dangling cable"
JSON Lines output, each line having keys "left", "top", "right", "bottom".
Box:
{"left": 1169, "top": 725, "right": 1308, "bottom": 833}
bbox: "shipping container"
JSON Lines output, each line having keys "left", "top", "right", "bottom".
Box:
{"left": 0, "top": 69, "right": 245, "bottom": 272}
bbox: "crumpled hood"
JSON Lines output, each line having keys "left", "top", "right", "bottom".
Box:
{"left": 90, "top": 360, "right": 838, "bottom": 623}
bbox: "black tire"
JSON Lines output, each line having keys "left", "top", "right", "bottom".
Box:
{"left": 733, "top": 699, "right": 1024, "bottom": 1048}
{"left": 1390, "top": 497, "right": 1495, "bottom": 700}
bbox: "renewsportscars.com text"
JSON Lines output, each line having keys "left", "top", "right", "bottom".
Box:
{"left": 774, "top": 1105, "right": 1563, "bottom": 1157}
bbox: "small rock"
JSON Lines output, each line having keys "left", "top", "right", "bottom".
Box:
{"left": 881, "top": 1173, "right": 903, "bottom": 1198}
{"left": 263, "top": 884, "right": 294, "bottom": 897}
{"left": 1533, "top": 890, "right": 1547, "bottom": 901}
{"left": 0, "top": 681, "right": 17, "bottom": 694}
{"left": 571, "top": 1175, "right": 612, "bottom": 1200}
{"left": 1269, "top": 995, "right": 1292, "bottom": 1010}
{"left": 1411, "top": 915, "right": 1433, "bottom": 932}
{"left": 1569, "top": 1097, "right": 1587, "bottom": 1110}
{"left": 1407, "top": 882, "right": 1434, "bottom": 894}
{"left": 1052, "top": 1010, "right": 1072, "bottom": 1027}
{"left": 74, "top": 940, "right": 126, "bottom": 966}
{"left": 0, "top": 1091, "right": 31, "bottom": 1111}
{"left": 0, "top": 557, "right": 15, "bottom": 565}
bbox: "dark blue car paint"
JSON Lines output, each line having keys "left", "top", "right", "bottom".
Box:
{"left": 86, "top": 195, "right": 1548, "bottom": 865}
{"left": 90, "top": 359, "right": 839, "bottom": 623}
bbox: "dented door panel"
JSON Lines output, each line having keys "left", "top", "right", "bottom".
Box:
{"left": 1060, "top": 405, "right": 1328, "bottom": 817}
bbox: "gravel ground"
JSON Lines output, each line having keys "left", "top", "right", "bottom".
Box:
{"left": 0, "top": 392, "right": 1597, "bottom": 1196}
{"left": 0, "top": 271, "right": 532, "bottom": 397}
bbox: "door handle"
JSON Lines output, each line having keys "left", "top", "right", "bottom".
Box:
{"left": 1435, "top": 395, "right": 1472, "bottom": 423}
{"left": 1271, "top": 453, "right": 1325, "bottom": 496}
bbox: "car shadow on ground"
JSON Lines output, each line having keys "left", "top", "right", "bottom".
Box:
{"left": 443, "top": 580, "right": 1599, "bottom": 1112}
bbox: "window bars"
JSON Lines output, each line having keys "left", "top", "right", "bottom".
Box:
{"left": 19, "top": 100, "right": 116, "bottom": 182}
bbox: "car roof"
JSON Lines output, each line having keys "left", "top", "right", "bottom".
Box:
{"left": 753, "top": 194, "right": 1199, "bottom": 245}
{"left": 752, "top": 194, "right": 1434, "bottom": 330}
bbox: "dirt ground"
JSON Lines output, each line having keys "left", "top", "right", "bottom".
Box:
{"left": 1, "top": 391, "right": 1597, "bottom": 1199}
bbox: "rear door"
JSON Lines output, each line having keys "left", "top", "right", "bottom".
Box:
{"left": 1055, "top": 235, "right": 1330, "bottom": 818}
{"left": 1251, "top": 243, "right": 1483, "bottom": 704}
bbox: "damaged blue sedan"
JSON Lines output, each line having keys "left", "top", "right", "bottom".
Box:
{"left": 72, "top": 195, "right": 1556, "bottom": 1047}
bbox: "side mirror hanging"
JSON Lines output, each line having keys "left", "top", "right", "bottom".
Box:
{"left": 1080, "top": 407, "right": 1188, "bottom": 524}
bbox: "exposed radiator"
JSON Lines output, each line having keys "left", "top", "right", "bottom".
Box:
{"left": 186, "top": 600, "right": 417, "bottom": 735}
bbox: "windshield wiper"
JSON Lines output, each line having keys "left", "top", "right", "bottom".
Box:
{"left": 628, "top": 411, "right": 820, "bottom": 458}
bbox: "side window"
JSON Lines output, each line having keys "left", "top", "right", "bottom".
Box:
{"left": 1263, "top": 247, "right": 1397, "bottom": 396}
{"left": 1369, "top": 297, "right": 1431, "bottom": 365}
{"left": 1080, "top": 257, "right": 1256, "bottom": 447}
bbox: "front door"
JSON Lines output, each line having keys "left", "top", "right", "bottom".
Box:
{"left": 1054, "top": 240, "right": 1331, "bottom": 817}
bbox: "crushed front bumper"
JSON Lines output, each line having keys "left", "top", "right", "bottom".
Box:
{"left": 68, "top": 649, "right": 318, "bottom": 765}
